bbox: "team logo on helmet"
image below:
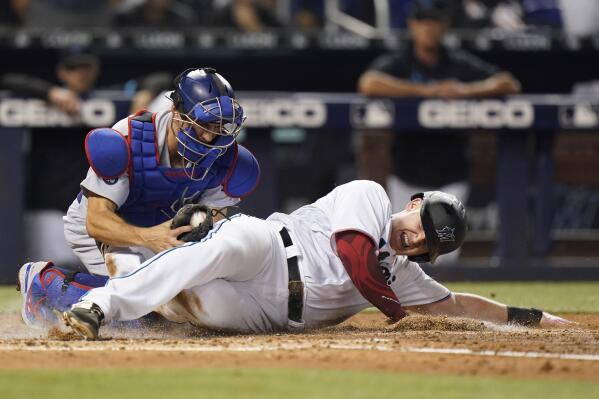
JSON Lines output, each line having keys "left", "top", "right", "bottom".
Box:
{"left": 436, "top": 226, "right": 456, "bottom": 242}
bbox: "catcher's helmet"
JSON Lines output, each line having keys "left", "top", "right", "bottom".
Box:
{"left": 170, "top": 67, "right": 245, "bottom": 180}
{"left": 408, "top": 191, "right": 467, "bottom": 264}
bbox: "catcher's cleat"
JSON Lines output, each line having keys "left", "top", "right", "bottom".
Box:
{"left": 63, "top": 301, "right": 104, "bottom": 340}
{"left": 17, "top": 261, "right": 53, "bottom": 327}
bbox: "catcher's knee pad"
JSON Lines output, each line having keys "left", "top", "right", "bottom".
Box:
{"left": 32, "top": 267, "right": 108, "bottom": 326}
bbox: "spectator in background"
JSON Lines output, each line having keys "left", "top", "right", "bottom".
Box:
{"left": 450, "top": 0, "right": 562, "bottom": 30}
{"left": 1, "top": 49, "right": 173, "bottom": 266}
{"left": 203, "top": 0, "right": 280, "bottom": 31}
{"left": 22, "top": 0, "right": 121, "bottom": 28}
{"left": 1, "top": 50, "right": 172, "bottom": 114}
{"left": 115, "top": 0, "right": 195, "bottom": 27}
{"left": 521, "top": 0, "right": 562, "bottom": 28}
{"left": 0, "top": 0, "right": 28, "bottom": 26}
{"left": 356, "top": 0, "right": 521, "bottom": 264}
{"left": 384, "top": 0, "right": 564, "bottom": 30}
{"left": 449, "top": 0, "right": 522, "bottom": 29}
{"left": 143, "top": 0, "right": 282, "bottom": 31}
{"left": 0, "top": 51, "right": 102, "bottom": 265}
{"left": 1, "top": 51, "right": 100, "bottom": 115}
{"left": 291, "top": 0, "right": 323, "bottom": 29}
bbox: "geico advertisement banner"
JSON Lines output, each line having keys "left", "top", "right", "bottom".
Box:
{"left": 1, "top": 96, "right": 584, "bottom": 131}
{"left": 0, "top": 98, "right": 329, "bottom": 129}
{"left": 0, "top": 99, "right": 116, "bottom": 127}
{"left": 240, "top": 98, "right": 327, "bottom": 128}
{"left": 418, "top": 100, "right": 534, "bottom": 129}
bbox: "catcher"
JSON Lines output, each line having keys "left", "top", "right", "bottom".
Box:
{"left": 51, "top": 180, "right": 569, "bottom": 339}
{"left": 17, "top": 67, "right": 260, "bottom": 327}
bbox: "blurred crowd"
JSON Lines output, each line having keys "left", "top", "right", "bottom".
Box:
{"left": 0, "top": 0, "right": 597, "bottom": 36}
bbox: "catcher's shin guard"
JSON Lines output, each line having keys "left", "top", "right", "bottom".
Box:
{"left": 17, "top": 262, "right": 108, "bottom": 328}
{"left": 18, "top": 261, "right": 53, "bottom": 327}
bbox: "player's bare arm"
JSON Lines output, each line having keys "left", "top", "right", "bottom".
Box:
{"left": 85, "top": 189, "right": 192, "bottom": 253}
{"left": 435, "top": 72, "right": 521, "bottom": 98}
{"left": 404, "top": 292, "right": 573, "bottom": 327}
{"left": 357, "top": 70, "right": 438, "bottom": 97}
{"left": 47, "top": 86, "right": 81, "bottom": 114}
{"left": 405, "top": 292, "right": 508, "bottom": 324}
{"left": 359, "top": 70, "right": 520, "bottom": 99}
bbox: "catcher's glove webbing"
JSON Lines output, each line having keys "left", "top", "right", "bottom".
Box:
{"left": 170, "top": 204, "right": 239, "bottom": 242}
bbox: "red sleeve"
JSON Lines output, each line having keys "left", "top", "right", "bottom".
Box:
{"left": 335, "top": 231, "right": 406, "bottom": 322}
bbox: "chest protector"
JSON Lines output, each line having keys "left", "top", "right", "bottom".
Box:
{"left": 119, "top": 111, "right": 236, "bottom": 227}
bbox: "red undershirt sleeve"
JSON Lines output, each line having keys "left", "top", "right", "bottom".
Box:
{"left": 335, "top": 231, "right": 406, "bottom": 322}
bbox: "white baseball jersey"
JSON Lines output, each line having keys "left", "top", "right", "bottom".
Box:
{"left": 63, "top": 102, "right": 239, "bottom": 276}
{"left": 268, "top": 180, "right": 450, "bottom": 328}
{"left": 82, "top": 180, "right": 450, "bottom": 332}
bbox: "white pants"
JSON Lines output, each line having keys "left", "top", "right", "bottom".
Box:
{"left": 83, "top": 215, "right": 290, "bottom": 333}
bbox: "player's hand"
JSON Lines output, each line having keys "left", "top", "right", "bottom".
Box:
{"left": 139, "top": 219, "right": 192, "bottom": 253}
{"left": 47, "top": 87, "right": 82, "bottom": 115}
{"left": 539, "top": 311, "right": 576, "bottom": 327}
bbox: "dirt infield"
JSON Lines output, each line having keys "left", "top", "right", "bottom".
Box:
{"left": 1, "top": 311, "right": 598, "bottom": 381}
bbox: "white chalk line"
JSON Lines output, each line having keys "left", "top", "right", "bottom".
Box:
{"left": 1, "top": 341, "right": 598, "bottom": 362}
{"left": 404, "top": 347, "right": 599, "bottom": 362}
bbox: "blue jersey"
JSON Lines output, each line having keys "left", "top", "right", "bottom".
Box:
{"left": 84, "top": 110, "right": 260, "bottom": 227}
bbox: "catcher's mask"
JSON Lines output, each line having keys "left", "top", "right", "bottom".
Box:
{"left": 408, "top": 191, "right": 467, "bottom": 264}
{"left": 170, "top": 67, "right": 245, "bottom": 180}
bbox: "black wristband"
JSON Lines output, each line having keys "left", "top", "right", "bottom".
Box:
{"left": 507, "top": 306, "right": 543, "bottom": 326}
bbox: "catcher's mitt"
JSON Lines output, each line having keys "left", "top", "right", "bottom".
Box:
{"left": 170, "top": 204, "right": 213, "bottom": 242}
{"left": 170, "top": 204, "right": 240, "bottom": 242}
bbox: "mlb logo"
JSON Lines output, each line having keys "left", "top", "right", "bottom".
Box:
{"left": 559, "top": 104, "right": 599, "bottom": 129}
{"left": 351, "top": 100, "right": 394, "bottom": 129}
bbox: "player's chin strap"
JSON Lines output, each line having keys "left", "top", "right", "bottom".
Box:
{"left": 209, "top": 205, "right": 240, "bottom": 221}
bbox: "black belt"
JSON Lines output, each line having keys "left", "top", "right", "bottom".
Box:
{"left": 279, "top": 227, "right": 303, "bottom": 323}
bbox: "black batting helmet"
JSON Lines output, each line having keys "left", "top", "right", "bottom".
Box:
{"left": 408, "top": 191, "right": 467, "bottom": 264}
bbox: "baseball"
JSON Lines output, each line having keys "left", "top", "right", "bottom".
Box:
{"left": 189, "top": 210, "right": 207, "bottom": 228}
